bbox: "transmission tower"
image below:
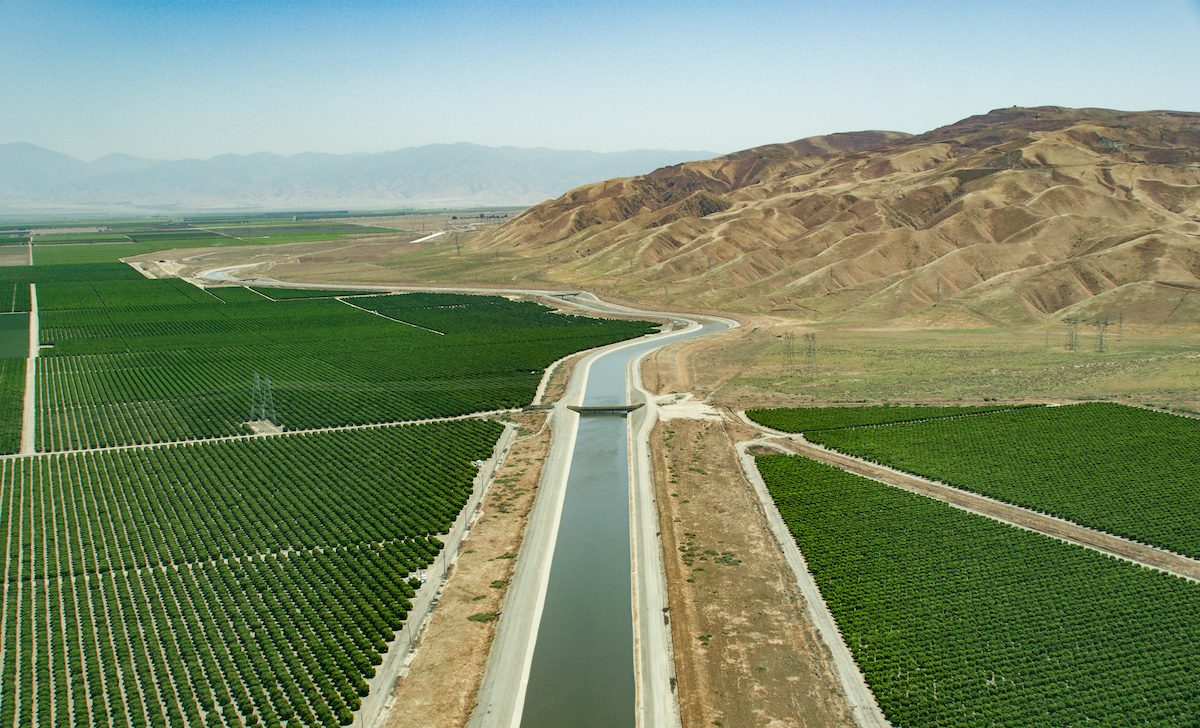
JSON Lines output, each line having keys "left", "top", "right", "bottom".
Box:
{"left": 1064, "top": 317, "right": 1079, "bottom": 352}
{"left": 1095, "top": 318, "right": 1110, "bottom": 353}
{"left": 781, "top": 332, "right": 796, "bottom": 371}
{"left": 249, "top": 372, "right": 278, "bottom": 425}
{"left": 803, "top": 332, "right": 816, "bottom": 358}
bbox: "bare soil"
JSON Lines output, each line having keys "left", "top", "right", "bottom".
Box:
{"left": 383, "top": 412, "right": 549, "bottom": 728}
{"left": 652, "top": 417, "right": 854, "bottom": 728}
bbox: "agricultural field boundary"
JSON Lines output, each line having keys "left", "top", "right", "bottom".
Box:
{"left": 732, "top": 438, "right": 891, "bottom": 728}
{"left": 736, "top": 413, "right": 1200, "bottom": 582}
{"left": 365, "top": 424, "right": 517, "bottom": 728}
{"left": 336, "top": 297, "right": 446, "bottom": 335}
{"left": 468, "top": 352, "right": 587, "bottom": 728}
{"left": 744, "top": 404, "right": 1038, "bottom": 435}
{"left": 6, "top": 408, "right": 519, "bottom": 459}
{"left": 19, "top": 284, "right": 36, "bottom": 456}
{"left": 752, "top": 452, "right": 1200, "bottom": 726}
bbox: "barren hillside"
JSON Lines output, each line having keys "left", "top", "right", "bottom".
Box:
{"left": 481, "top": 107, "right": 1200, "bottom": 327}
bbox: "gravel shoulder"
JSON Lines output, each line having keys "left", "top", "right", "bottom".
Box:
{"left": 732, "top": 437, "right": 890, "bottom": 727}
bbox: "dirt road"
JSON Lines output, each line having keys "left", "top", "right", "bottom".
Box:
{"left": 740, "top": 419, "right": 1200, "bottom": 583}
{"left": 733, "top": 438, "right": 890, "bottom": 727}
{"left": 20, "top": 283, "right": 36, "bottom": 455}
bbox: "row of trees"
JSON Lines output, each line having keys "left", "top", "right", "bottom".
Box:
{"left": 0, "top": 421, "right": 489, "bottom": 727}
{"left": 757, "top": 453, "right": 1200, "bottom": 728}
{"left": 34, "top": 284, "right": 654, "bottom": 451}
{"left": 806, "top": 402, "right": 1200, "bottom": 558}
{"left": 37, "top": 421, "right": 499, "bottom": 572}
{"left": 0, "top": 359, "right": 24, "bottom": 455}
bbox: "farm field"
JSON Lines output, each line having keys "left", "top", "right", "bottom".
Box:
{"left": 24, "top": 219, "right": 399, "bottom": 265}
{"left": 0, "top": 317, "right": 27, "bottom": 360}
{"left": 34, "top": 270, "right": 655, "bottom": 451}
{"left": 0, "top": 360, "right": 23, "bottom": 455}
{"left": 756, "top": 453, "right": 1200, "bottom": 728}
{"left": 0, "top": 250, "right": 661, "bottom": 727}
{"left": 805, "top": 402, "right": 1200, "bottom": 559}
{"left": 0, "top": 420, "right": 502, "bottom": 728}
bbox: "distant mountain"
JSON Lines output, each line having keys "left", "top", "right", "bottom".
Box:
{"left": 0, "top": 143, "right": 718, "bottom": 213}
{"left": 482, "top": 107, "right": 1200, "bottom": 327}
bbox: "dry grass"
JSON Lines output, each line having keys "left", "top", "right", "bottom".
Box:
{"left": 383, "top": 413, "right": 548, "bottom": 728}
{"left": 653, "top": 417, "right": 854, "bottom": 728}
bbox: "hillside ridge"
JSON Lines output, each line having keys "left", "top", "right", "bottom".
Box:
{"left": 480, "top": 106, "right": 1200, "bottom": 327}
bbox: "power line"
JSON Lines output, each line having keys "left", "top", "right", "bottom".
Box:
{"left": 1095, "top": 318, "right": 1110, "bottom": 353}
{"left": 1064, "top": 317, "right": 1079, "bottom": 352}
{"left": 781, "top": 332, "right": 796, "bottom": 371}
{"left": 249, "top": 372, "right": 278, "bottom": 426}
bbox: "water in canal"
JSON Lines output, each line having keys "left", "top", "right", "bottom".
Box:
{"left": 520, "top": 323, "right": 723, "bottom": 728}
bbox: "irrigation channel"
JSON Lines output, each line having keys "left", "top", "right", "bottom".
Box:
{"left": 508, "top": 319, "right": 727, "bottom": 728}
{"left": 186, "top": 268, "right": 734, "bottom": 728}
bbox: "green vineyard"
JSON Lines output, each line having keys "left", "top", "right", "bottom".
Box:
{"left": 0, "top": 420, "right": 503, "bottom": 728}
{"left": 757, "top": 454, "right": 1200, "bottom": 728}
{"left": 34, "top": 275, "right": 655, "bottom": 451}
{"left": 805, "top": 402, "right": 1200, "bottom": 558}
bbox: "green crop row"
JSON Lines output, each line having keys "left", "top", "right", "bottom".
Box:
{"left": 0, "top": 420, "right": 500, "bottom": 728}
{"left": 0, "top": 359, "right": 24, "bottom": 455}
{"left": 35, "top": 282, "right": 655, "bottom": 450}
{"left": 805, "top": 402, "right": 1200, "bottom": 558}
{"left": 757, "top": 454, "right": 1200, "bottom": 728}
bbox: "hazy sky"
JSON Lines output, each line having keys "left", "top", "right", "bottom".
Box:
{"left": 3, "top": 0, "right": 1199, "bottom": 161}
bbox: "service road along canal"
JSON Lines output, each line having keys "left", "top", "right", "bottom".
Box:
{"left": 470, "top": 314, "right": 732, "bottom": 728}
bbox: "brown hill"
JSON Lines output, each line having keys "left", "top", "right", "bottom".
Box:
{"left": 480, "top": 107, "right": 1200, "bottom": 328}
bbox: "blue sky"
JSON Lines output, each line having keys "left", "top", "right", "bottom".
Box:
{"left": 2, "top": 0, "right": 1199, "bottom": 160}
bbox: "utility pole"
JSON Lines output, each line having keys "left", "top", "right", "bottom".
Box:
{"left": 936, "top": 278, "right": 941, "bottom": 303}
{"left": 249, "top": 372, "right": 278, "bottom": 425}
{"left": 1065, "top": 317, "right": 1079, "bottom": 352}
{"left": 803, "top": 332, "right": 816, "bottom": 358}
{"left": 1118, "top": 312, "right": 1123, "bottom": 341}
{"left": 1095, "top": 318, "right": 1110, "bottom": 353}
{"left": 781, "top": 332, "right": 796, "bottom": 371}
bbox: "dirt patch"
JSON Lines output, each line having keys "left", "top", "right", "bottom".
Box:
{"left": 0, "top": 249, "right": 29, "bottom": 267}
{"left": 383, "top": 413, "right": 549, "bottom": 728}
{"left": 653, "top": 417, "right": 854, "bottom": 728}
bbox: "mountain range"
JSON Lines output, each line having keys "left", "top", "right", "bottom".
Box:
{"left": 0, "top": 143, "right": 717, "bottom": 213}
{"left": 481, "top": 107, "right": 1200, "bottom": 327}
